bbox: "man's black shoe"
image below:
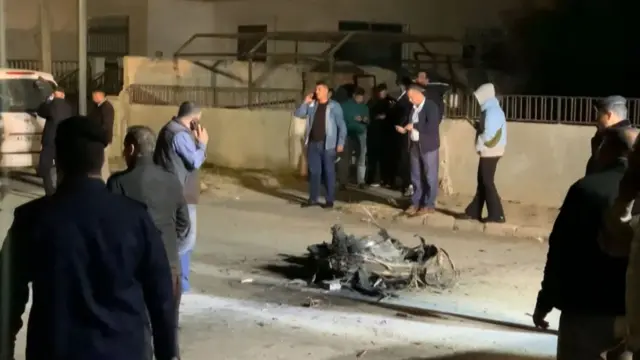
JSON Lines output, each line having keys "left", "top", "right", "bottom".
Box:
{"left": 322, "top": 202, "right": 334, "bottom": 209}
{"left": 301, "top": 201, "right": 320, "bottom": 208}
{"left": 484, "top": 216, "right": 506, "bottom": 224}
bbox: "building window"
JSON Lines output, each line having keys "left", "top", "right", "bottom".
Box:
{"left": 237, "top": 25, "right": 267, "bottom": 62}
{"left": 334, "top": 21, "right": 403, "bottom": 69}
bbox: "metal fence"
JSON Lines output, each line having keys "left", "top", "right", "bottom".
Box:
{"left": 446, "top": 93, "right": 640, "bottom": 125}
{"left": 7, "top": 59, "right": 80, "bottom": 79}
{"left": 129, "top": 84, "right": 301, "bottom": 109}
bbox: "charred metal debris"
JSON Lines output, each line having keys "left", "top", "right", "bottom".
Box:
{"left": 306, "top": 224, "right": 459, "bottom": 298}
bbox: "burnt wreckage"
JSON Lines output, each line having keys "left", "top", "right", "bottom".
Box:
{"left": 307, "top": 224, "right": 458, "bottom": 297}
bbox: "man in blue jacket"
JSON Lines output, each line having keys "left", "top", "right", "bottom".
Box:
{"left": 294, "top": 81, "right": 347, "bottom": 209}
{"left": 396, "top": 84, "right": 441, "bottom": 216}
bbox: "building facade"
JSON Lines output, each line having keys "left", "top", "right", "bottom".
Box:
{"left": 6, "top": 0, "right": 553, "bottom": 62}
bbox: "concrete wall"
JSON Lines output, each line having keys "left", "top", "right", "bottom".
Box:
{"left": 110, "top": 98, "right": 593, "bottom": 207}
{"left": 5, "top": 0, "right": 148, "bottom": 60}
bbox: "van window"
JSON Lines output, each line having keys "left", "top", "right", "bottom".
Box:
{"left": 0, "top": 78, "right": 55, "bottom": 113}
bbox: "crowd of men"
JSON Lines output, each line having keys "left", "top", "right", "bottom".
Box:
{"left": 295, "top": 72, "right": 508, "bottom": 222}
{"left": 0, "top": 83, "right": 207, "bottom": 359}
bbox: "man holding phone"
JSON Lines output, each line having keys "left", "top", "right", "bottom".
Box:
{"left": 154, "top": 101, "right": 208, "bottom": 293}
{"left": 294, "top": 81, "right": 346, "bottom": 209}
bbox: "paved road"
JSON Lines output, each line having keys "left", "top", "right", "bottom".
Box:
{"left": 1, "top": 183, "right": 557, "bottom": 359}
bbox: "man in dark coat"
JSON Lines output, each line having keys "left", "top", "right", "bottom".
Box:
{"left": 586, "top": 96, "right": 632, "bottom": 175}
{"left": 107, "top": 125, "right": 189, "bottom": 359}
{"left": 366, "top": 83, "right": 396, "bottom": 187}
{"left": 88, "top": 88, "right": 115, "bottom": 181}
{"left": 392, "top": 77, "right": 414, "bottom": 194}
{"left": 0, "top": 116, "right": 178, "bottom": 360}
{"left": 533, "top": 127, "right": 635, "bottom": 359}
{"left": 36, "top": 86, "right": 72, "bottom": 195}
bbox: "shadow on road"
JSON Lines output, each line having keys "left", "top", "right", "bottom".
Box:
{"left": 326, "top": 346, "right": 553, "bottom": 360}
{"left": 259, "top": 253, "right": 315, "bottom": 281}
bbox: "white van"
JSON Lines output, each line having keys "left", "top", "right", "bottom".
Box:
{"left": 0, "top": 69, "right": 56, "bottom": 169}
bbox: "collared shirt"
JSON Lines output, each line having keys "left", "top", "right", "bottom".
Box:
{"left": 411, "top": 98, "right": 426, "bottom": 124}
{"left": 170, "top": 119, "right": 206, "bottom": 170}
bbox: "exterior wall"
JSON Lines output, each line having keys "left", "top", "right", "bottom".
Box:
{"left": 5, "top": 0, "right": 149, "bottom": 60}
{"left": 146, "top": 0, "right": 541, "bottom": 60}
{"left": 110, "top": 91, "right": 592, "bottom": 207}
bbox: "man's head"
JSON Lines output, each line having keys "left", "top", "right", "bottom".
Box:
{"left": 91, "top": 88, "right": 106, "bottom": 105}
{"left": 353, "top": 87, "right": 365, "bottom": 104}
{"left": 53, "top": 86, "right": 65, "bottom": 99}
{"left": 374, "top": 83, "right": 388, "bottom": 98}
{"left": 123, "top": 126, "right": 156, "bottom": 167}
{"left": 55, "top": 116, "right": 109, "bottom": 179}
{"left": 314, "top": 81, "right": 330, "bottom": 103}
{"left": 175, "top": 101, "right": 202, "bottom": 128}
{"left": 407, "top": 84, "right": 426, "bottom": 106}
{"left": 415, "top": 71, "right": 429, "bottom": 86}
{"left": 596, "top": 96, "right": 627, "bottom": 129}
{"left": 398, "top": 76, "right": 412, "bottom": 92}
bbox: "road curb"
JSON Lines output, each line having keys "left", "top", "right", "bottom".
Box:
{"left": 396, "top": 212, "right": 549, "bottom": 242}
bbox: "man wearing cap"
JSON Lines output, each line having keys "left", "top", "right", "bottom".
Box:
{"left": 89, "top": 88, "right": 115, "bottom": 181}
{"left": 37, "top": 86, "right": 72, "bottom": 195}
{"left": 0, "top": 116, "right": 178, "bottom": 360}
{"left": 155, "top": 101, "right": 208, "bottom": 293}
{"left": 533, "top": 125, "right": 637, "bottom": 360}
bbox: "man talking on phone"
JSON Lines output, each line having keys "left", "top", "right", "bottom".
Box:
{"left": 294, "top": 81, "right": 346, "bottom": 209}
{"left": 154, "top": 101, "right": 208, "bottom": 293}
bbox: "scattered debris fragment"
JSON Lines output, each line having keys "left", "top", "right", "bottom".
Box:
{"left": 240, "top": 278, "right": 254, "bottom": 284}
{"left": 307, "top": 224, "right": 459, "bottom": 297}
{"left": 356, "top": 349, "right": 368, "bottom": 358}
{"left": 302, "top": 297, "right": 322, "bottom": 308}
{"left": 322, "top": 279, "right": 342, "bottom": 291}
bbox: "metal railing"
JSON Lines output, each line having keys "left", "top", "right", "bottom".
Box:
{"left": 7, "top": 59, "right": 80, "bottom": 79}
{"left": 129, "top": 84, "right": 301, "bottom": 109}
{"left": 446, "top": 93, "right": 640, "bottom": 125}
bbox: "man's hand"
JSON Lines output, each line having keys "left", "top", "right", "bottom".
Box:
{"left": 532, "top": 308, "right": 550, "bottom": 329}
{"left": 395, "top": 125, "right": 406, "bottom": 134}
{"left": 405, "top": 123, "right": 414, "bottom": 131}
{"left": 304, "top": 93, "right": 314, "bottom": 104}
{"left": 336, "top": 145, "right": 344, "bottom": 153}
{"left": 376, "top": 114, "right": 386, "bottom": 120}
{"left": 355, "top": 115, "right": 362, "bottom": 122}
{"left": 194, "top": 124, "right": 209, "bottom": 146}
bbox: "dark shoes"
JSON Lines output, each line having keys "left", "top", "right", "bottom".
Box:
{"left": 301, "top": 201, "right": 334, "bottom": 209}
{"left": 461, "top": 212, "right": 506, "bottom": 224}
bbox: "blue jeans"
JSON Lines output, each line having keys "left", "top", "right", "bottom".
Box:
{"left": 179, "top": 204, "right": 197, "bottom": 292}
{"left": 355, "top": 133, "right": 367, "bottom": 184}
{"left": 307, "top": 141, "right": 337, "bottom": 204}
{"left": 410, "top": 145, "right": 439, "bottom": 208}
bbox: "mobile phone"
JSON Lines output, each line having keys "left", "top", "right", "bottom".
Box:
{"left": 190, "top": 120, "right": 199, "bottom": 131}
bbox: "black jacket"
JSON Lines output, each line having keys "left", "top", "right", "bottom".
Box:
{"left": 536, "top": 161, "right": 629, "bottom": 316}
{"left": 393, "top": 93, "right": 413, "bottom": 127}
{"left": 367, "top": 96, "right": 396, "bottom": 134}
{"left": 88, "top": 100, "right": 115, "bottom": 145}
{"left": 586, "top": 120, "right": 632, "bottom": 175}
{"left": 107, "top": 157, "right": 190, "bottom": 271}
{"left": 37, "top": 98, "right": 73, "bottom": 150}
{"left": 0, "top": 177, "right": 177, "bottom": 360}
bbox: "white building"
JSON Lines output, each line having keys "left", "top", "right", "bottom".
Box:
{"left": 6, "top": 0, "right": 554, "bottom": 63}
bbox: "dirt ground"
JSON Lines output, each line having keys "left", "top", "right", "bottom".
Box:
{"left": 198, "top": 167, "right": 560, "bottom": 230}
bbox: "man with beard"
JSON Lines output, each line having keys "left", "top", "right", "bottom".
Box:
{"left": 366, "top": 83, "right": 396, "bottom": 187}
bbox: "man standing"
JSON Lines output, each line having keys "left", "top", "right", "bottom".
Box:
{"left": 154, "top": 101, "right": 208, "bottom": 293}
{"left": 88, "top": 88, "right": 115, "bottom": 181}
{"left": 533, "top": 128, "right": 636, "bottom": 360}
{"left": 294, "top": 81, "right": 346, "bottom": 209}
{"left": 0, "top": 116, "right": 177, "bottom": 360}
{"left": 396, "top": 84, "right": 441, "bottom": 216}
{"left": 338, "top": 86, "right": 369, "bottom": 189}
{"left": 587, "top": 96, "right": 632, "bottom": 175}
{"left": 36, "top": 86, "right": 72, "bottom": 195}
{"left": 463, "top": 83, "right": 507, "bottom": 223}
{"left": 366, "top": 83, "right": 396, "bottom": 187}
{"left": 392, "top": 77, "right": 414, "bottom": 195}
{"left": 107, "top": 125, "right": 189, "bottom": 359}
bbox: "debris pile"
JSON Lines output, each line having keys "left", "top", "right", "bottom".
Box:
{"left": 307, "top": 224, "right": 459, "bottom": 297}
